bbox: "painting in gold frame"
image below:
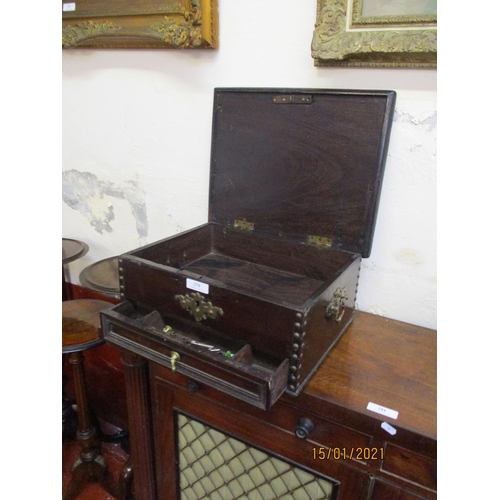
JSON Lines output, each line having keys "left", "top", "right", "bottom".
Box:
{"left": 62, "top": 0, "right": 218, "bottom": 49}
{"left": 312, "top": 0, "right": 437, "bottom": 68}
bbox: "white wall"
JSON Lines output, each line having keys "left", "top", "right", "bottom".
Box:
{"left": 62, "top": 0, "right": 437, "bottom": 329}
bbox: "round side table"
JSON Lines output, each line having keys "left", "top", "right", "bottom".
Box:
{"left": 79, "top": 256, "right": 120, "bottom": 300}
{"left": 62, "top": 238, "right": 89, "bottom": 301}
{"left": 62, "top": 299, "right": 120, "bottom": 500}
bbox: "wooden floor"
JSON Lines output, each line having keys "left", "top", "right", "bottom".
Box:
{"left": 62, "top": 420, "right": 129, "bottom": 499}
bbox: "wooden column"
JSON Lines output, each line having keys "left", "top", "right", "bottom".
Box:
{"left": 121, "top": 351, "right": 156, "bottom": 500}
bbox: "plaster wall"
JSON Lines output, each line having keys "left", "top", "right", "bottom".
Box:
{"left": 62, "top": 0, "right": 437, "bottom": 329}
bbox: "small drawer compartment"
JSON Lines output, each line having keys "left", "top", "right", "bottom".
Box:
{"left": 101, "top": 301, "right": 289, "bottom": 410}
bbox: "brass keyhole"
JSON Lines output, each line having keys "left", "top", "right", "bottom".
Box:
{"left": 175, "top": 292, "right": 224, "bottom": 322}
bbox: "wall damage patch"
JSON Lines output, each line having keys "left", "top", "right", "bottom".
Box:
{"left": 394, "top": 108, "right": 437, "bottom": 131}
{"left": 62, "top": 169, "right": 148, "bottom": 237}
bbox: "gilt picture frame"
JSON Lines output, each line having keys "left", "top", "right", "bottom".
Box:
{"left": 62, "top": 0, "right": 218, "bottom": 49}
{"left": 312, "top": 0, "right": 437, "bottom": 68}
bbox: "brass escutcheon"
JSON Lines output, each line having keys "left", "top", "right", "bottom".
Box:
{"left": 175, "top": 292, "right": 224, "bottom": 323}
{"left": 326, "top": 287, "right": 348, "bottom": 323}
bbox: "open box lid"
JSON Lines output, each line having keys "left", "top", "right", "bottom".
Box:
{"left": 209, "top": 88, "right": 396, "bottom": 258}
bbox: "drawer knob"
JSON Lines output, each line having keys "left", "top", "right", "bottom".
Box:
{"left": 187, "top": 380, "right": 200, "bottom": 393}
{"left": 295, "top": 418, "right": 314, "bottom": 439}
{"left": 169, "top": 351, "right": 180, "bottom": 372}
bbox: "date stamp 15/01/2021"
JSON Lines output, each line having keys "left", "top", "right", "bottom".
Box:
{"left": 312, "top": 447, "right": 384, "bottom": 461}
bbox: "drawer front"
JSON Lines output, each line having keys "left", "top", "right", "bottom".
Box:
{"left": 101, "top": 301, "right": 289, "bottom": 410}
{"left": 381, "top": 443, "right": 437, "bottom": 491}
{"left": 270, "top": 401, "right": 374, "bottom": 466}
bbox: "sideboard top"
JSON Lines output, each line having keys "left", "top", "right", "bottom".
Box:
{"left": 289, "top": 311, "right": 437, "bottom": 440}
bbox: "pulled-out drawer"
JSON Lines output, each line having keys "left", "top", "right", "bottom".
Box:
{"left": 100, "top": 300, "right": 289, "bottom": 410}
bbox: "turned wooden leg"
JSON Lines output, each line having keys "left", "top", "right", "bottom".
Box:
{"left": 62, "top": 370, "right": 77, "bottom": 439}
{"left": 63, "top": 351, "right": 120, "bottom": 500}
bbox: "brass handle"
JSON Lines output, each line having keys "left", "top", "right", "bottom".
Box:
{"left": 335, "top": 305, "right": 345, "bottom": 323}
{"left": 325, "top": 287, "right": 347, "bottom": 323}
{"left": 169, "top": 351, "right": 180, "bottom": 372}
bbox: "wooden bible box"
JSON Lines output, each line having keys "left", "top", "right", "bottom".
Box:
{"left": 101, "top": 88, "right": 396, "bottom": 410}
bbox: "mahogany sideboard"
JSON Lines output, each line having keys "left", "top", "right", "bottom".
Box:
{"left": 102, "top": 310, "right": 437, "bottom": 500}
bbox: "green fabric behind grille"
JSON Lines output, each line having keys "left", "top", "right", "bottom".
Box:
{"left": 177, "top": 413, "right": 335, "bottom": 500}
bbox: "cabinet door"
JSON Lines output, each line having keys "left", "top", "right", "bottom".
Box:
{"left": 151, "top": 368, "right": 372, "bottom": 500}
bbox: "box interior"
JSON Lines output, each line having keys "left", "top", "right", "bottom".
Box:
{"left": 130, "top": 224, "right": 357, "bottom": 308}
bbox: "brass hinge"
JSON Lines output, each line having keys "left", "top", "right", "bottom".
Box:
{"left": 307, "top": 235, "right": 332, "bottom": 249}
{"left": 233, "top": 219, "right": 254, "bottom": 231}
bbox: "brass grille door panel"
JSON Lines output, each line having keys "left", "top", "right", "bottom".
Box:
{"left": 177, "top": 413, "right": 338, "bottom": 500}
